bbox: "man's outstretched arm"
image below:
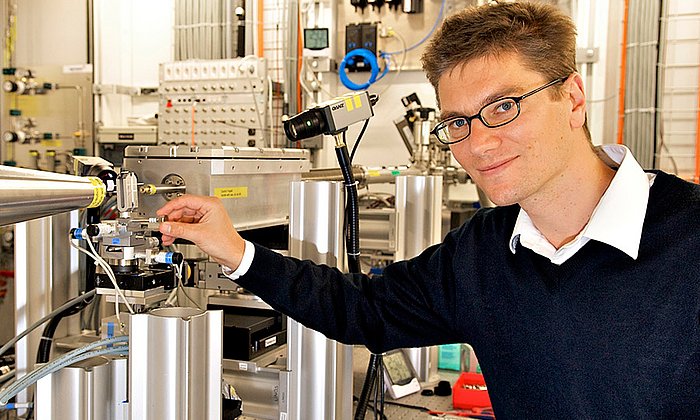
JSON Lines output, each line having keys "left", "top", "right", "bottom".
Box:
{"left": 157, "top": 195, "right": 246, "bottom": 271}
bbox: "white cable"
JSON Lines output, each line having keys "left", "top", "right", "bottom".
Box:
{"left": 188, "top": 0, "right": 194, "bottom": 58}
{"left": 299, "top": 58, "right": 316, "bottom": 103}
{"left": 165, "top": 287, "right": 178, "bottom": 306}
{"left": 200, "top": 0, "right": 206, "bottom": 58}
{"left": 70, "top": 238, "right": 135, "bottom": 315}
{"left": 83, "top": 239, "right": 131, "bottom": 322}
{"left": 204, "top": 0, "right": 210, "bottom": 58}
{"left": 213, "top": 0, "right": 220, "bottom": 58}
{"left": 172, "top": 258, "right": 202, "bottom": 310}
{"left": 182, "top": 0, "right": 188, "bottom": 58}
{"left": 0, "top": 336, "right": 128, "bottom": 405}
{"left": 182, "top": 0, "right": 187, "bottom": 59}
{"left": 208, "top": 0, "right": 214, "bottom": 58}
{"left": 195, "top": 0, "right": 200, "bottom": 57}
{"left": 377, "top": 30, "right": 407, "bottom": 97}
{"left": 174, "top": 0, "right": 180, "bottom": 59}
{"left": 8, "top": 335, "right": 129, "bottom": 394}
{"left": 0, "top": 346, "right": 128, "bottom": 405}
{"left": 71, "top": 239, "right": 123, "bottom": 329}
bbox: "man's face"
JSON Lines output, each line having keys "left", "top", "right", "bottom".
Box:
{"left": 437, "top": 53, "right": 579, "bottom": 207}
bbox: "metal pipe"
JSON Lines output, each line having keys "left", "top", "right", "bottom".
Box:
{"left": 302, "top": 165, "right": 423, "bottom": 187}
{"left": 56, "top": 85, "right": 86, "bottom": 148}
{"left": 0, "top": 166, "right": 105, "bottom": 226}
{"left": 0, "top": 162, "right": 88, "bottom": 182}
{"left": 139, "top": 184, "right": 187, "bottom": 196}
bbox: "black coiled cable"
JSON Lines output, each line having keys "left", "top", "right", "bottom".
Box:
{"left": 335, "top": 133, "right": 385, "bottom": 420}
{"left": 335, "top": 142, "right": 361, "bottom": 274}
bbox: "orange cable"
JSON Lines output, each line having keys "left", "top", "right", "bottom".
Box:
{"left": 616, "top": 0, "right": 630, "bottom": 145}
{"left": 695, "top": 62, "right": 700, "bottom": 183}
{"left": 191, "top": 103, "right": 196, "bottom": 147}
{"left": 257, "top": 1, "right": 264, "bottom": 58}
{"left": 297, "top": 14, "right": 303, "bottom": 114}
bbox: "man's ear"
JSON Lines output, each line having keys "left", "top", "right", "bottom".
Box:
{"left": 567, "top": 73, "right": 586, "bottom": 130}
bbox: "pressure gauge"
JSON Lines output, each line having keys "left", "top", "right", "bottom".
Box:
{"left": 3, "top": 80, "right": 25, "bottom": 94}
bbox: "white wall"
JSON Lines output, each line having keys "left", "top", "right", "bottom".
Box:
{"left": 15, "top": 0, "right": 87, "bottom": 66}
{"left": 94, "top": 0, "right": 174, "bottom": 127}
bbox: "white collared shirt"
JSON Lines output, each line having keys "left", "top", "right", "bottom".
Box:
{"left": 509, "top": 144, "right": 655, "bottom": 265}
{"left": 221, "top": 239, "right": 255, "bottom": 280}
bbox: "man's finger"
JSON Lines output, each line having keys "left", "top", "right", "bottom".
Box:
{"left": 160, "top": 221, "right": 199, "bottom": 243}
{"left": 161, "top": 234, "right": 176, "bottom": 246}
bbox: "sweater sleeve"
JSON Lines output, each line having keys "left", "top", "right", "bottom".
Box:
{"left": 234, "top": 227, "right": 466, "bottom": 354}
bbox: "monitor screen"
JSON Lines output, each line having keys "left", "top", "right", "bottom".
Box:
{"left": 304, "top": 28, "right": 329, "bottom": 50}
{"left": 384, "top": 351, "right": 414, "bottom": 386}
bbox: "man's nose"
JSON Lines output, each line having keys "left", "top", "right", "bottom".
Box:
{"left": 465, "top": 118, "right": 501, "bottom": 155}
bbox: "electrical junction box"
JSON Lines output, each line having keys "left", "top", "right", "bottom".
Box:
{"left": 158, "top": 58, "right": 268, "bottom": 147}
{"left": 345, "top": 22, "right": 378, "bottom": 72}
{"left": 97, "top": 126, "right": 157, "bottom": 144}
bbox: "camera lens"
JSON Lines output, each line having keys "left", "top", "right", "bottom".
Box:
{"left": 283, "top": 108, "right": 328, "bottom": 141}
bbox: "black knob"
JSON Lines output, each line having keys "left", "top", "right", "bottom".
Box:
{"left": 171, "top": 252, "right": 184, "bottom": 265}
{"left": 86, "top": 224, "right": 101, "bottom": 237}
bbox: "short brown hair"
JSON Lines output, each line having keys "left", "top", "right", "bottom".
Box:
{"left": 421, "top": 2, "right": 589, "bottom": 139}
{"left": 422, "top": 2, "right": 577, "bottom": 94}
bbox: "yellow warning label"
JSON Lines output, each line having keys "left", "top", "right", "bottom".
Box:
{"left": 344, "top": 98, "right": 354, "bottom": 111}
{"left": 87, "top": 177, "right": 106, "bottom": 208}
{"left": 354, "top": 95, "right": 362, "bottom": 108}
{"left": 214, "top": 187, "right": 249, "bottom": 199}
{"left": 368, "top": 170, "right": 381, "bottom": 177}
{"left": 41, "top": 140, "right": 62, "bottom": 148}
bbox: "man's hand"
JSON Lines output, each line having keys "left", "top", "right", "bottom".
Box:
{"left": 156, "top": 195, "right": 246, "bottom": 270}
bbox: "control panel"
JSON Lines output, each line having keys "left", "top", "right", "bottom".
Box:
{"left": 158, "top": 58, "right": 268, "bottom": 147}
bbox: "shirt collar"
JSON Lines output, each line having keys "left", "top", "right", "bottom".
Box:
{"left": 509, "top": 144, "right": 652, "bottom": 260}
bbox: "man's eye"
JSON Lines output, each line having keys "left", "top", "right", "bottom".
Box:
{"left": 450, "top": 118, "right": 467, "bottom": 129}
{"left": 496, "top": 101, "right": 514, "bottom": 113}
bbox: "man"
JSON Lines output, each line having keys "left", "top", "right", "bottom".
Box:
{"left": 158, "top": 2, "right": 700, "bottom": 417}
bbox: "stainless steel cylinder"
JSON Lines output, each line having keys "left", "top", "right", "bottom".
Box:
{"left": 0, "top": 165, "right": 105, "bottom": 226}
{"left": 129, "top": 307, "right": 222, "bottom": 420}
{"left": 394, "top": 175, "right": 443, "bottom": 261}
{"left": 289, "top": 180, "right": 346, "bottom": 268}
{"left": 394, "top": 175, "right": 443, "bottom": 384}
{"left": 288, "top": 180, "right": 353, "bottom": 420}
{"left": 35, "top": 356, "right": 128, "bottom": 420}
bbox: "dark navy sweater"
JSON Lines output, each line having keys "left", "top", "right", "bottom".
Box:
{"left": 236, "top": 171, "right": 700, "bottom": 418}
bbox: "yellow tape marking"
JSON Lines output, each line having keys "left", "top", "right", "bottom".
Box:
{"left": 354, "top": 95, "right": 362, "bottom": 108}
{"left": 87, "top": 177, "right": 106, "bottom": 208}
{"left": 344, "top": 98, "right": 354, "bottom": 111}
{"left": 214, "top": 187, "right": 249, "bottom": 199}
{"left": 368, "top": 170, "right": 381, "bottom": 177}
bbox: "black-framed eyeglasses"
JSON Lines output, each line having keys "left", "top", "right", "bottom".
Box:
{"left": 431, "top": 76, "right": 569, "bottom": 145}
